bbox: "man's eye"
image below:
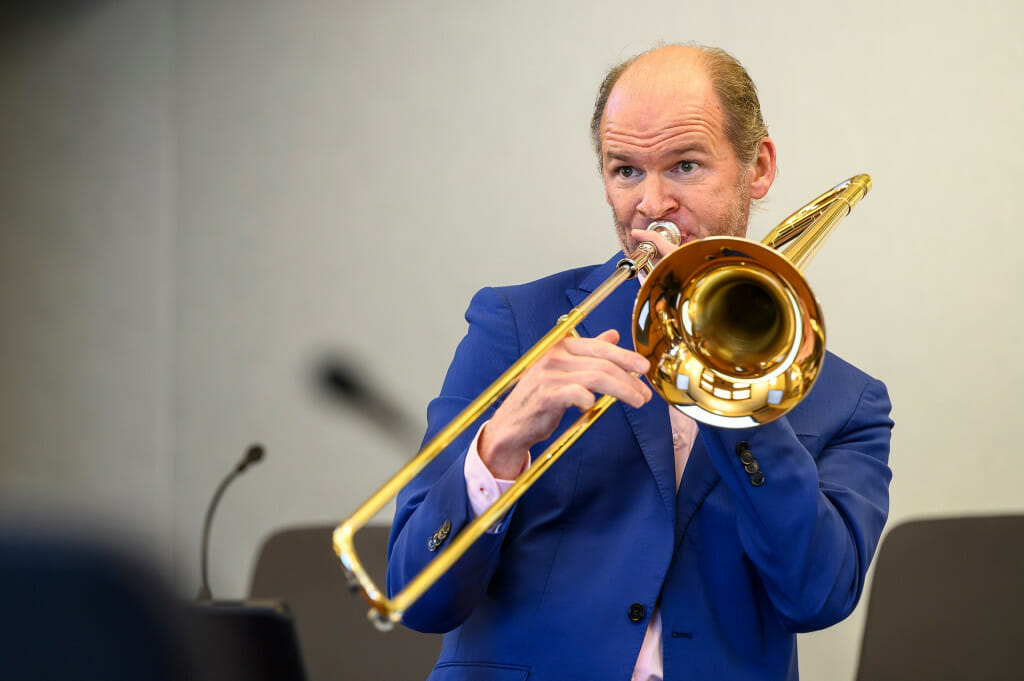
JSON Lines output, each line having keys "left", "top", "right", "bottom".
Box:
{"left": 617, "top": 166, "right": 638, "bottom": 178}
{"left": 677, "top": 161, "right": 698, "bottom": 173}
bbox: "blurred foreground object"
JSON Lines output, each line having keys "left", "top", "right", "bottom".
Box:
{"left": 0, "top": 527, "right": 307, "bottom": 681}
{"left": 0, "top": 528, "right": 199, "bottom": 681}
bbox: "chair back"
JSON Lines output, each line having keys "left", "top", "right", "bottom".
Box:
{"left": 856, "top": 515, "right": 1024, "bottom": 681}
{"left": 250, "top": 523, "right": 441, "bottom": 681}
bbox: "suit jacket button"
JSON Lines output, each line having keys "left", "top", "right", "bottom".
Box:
{"left": 735, "top": 441, "right": 750, "bottom": 455}
{"left": 427, "top": 519, "right": 452, "bottom": 552}
{"left": 628, "top": 603, "right": 646, "bottom": 622}
{"left": 750, "top": 471, "right": 766, "bottom": 486}
{"left": 743, "top": 460, "right": 760, "bottom": 474}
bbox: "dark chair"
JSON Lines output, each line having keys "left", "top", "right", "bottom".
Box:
{"left": 855, "top": 515, "right": 1024, "bottom": 681}
{"left": 249, "top": 523, "right": 441, "bottom": 681}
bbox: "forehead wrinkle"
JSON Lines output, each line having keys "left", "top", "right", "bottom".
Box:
{"left": 602, "top": 119, "right": 720, "bottom": 159}
{"left": 603, "top": 121, "right": 715, "bottom": 147}
{"left": 601, "top": 91, "right": 726, "bottom": 150}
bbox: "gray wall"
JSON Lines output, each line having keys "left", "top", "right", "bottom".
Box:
{"left": 3, "top": 1, "right": 1022, "bottom": 678}
{"left": 0, "top": 0, "right": 175, "bottom": 553}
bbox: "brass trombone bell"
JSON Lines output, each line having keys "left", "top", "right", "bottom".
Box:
{"left": 634, "top": 238, "right": 822, "bottom": 428}
{"left": 634, "top": 173, "right": 870, "bottom": 427}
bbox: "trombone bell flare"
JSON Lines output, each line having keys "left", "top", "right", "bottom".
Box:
{"left": 632, "top": 173, "right": 870, "bottom": 428}
{"left": 633, "top": 237, "right": 825, "bottom": 428}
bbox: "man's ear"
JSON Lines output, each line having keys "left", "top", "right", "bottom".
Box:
{"left": 749, "top": 137, "right": 777, "bottom": 200}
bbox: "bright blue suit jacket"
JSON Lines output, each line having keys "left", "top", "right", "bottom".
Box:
{"left": 388, "top": 254, "right": 893, "bottom": 681}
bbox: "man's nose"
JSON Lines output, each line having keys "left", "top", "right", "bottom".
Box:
{"left": 637, "top": 176, "right": 677, "bottom": 219}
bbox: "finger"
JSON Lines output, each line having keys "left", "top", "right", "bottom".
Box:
{"left": 538, "top": 353, "right": 652, "bottom": 402}
{"left": 560, "top": 333, "right": 650, "bottom": 375}
{"left": 526, "top": 357, "right": 651, "bottom": 409}
{"left": 547, "top": 383, "right": 598, "bottom": 413}
{"left": 564, "top": 368, "right": 652, "bottom": 408}
{"left": 593, "top": 328, "right": 619, "bottom": 344}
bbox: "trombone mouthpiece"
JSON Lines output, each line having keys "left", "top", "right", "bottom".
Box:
{"left": 646, "top": 221, "right": 682, "bottom": 247}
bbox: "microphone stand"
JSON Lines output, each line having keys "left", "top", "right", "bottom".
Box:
{"left": 197, "top": 444, "right": 264, "bottom": 600}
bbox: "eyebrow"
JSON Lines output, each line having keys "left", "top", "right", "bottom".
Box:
{"left": 669, "top": 144, "right": 709, "bottom": 156}
{"left": 604, "top": 152, "right": 633, "bottom": 164}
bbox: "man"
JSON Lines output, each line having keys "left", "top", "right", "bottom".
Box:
{"left": 387, "top": 44, "right": 893, "bottom": 681}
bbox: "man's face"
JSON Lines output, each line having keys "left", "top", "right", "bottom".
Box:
{"left": 600, "top": 53, "right": 767, "bottom": 255}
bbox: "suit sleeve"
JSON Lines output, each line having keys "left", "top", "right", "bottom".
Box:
{"left": 386, "top": 287, "right": 522, "bottom": 633}
{"left": 697, "top": 376, "right": 893, "bottom": 631}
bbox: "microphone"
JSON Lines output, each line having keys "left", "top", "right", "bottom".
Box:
{"left": 317, "top": 357, "right": 422, "bottom": 448}
{"left": 196, "top": 444, "right": 265, "bottom": 600}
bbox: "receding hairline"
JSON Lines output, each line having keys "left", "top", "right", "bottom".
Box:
{"left": 590, "top": 43, "right": 767, "bottom": 167}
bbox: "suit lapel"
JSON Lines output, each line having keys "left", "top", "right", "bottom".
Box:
{"left": 566, "top": 255, "right": 677, "bottom": 522}
{"left": 674, "top": 430, "right": 721, "bottom": 548}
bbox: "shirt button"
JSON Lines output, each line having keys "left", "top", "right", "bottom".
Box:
{"left": 628, "top": 603, "right": 646, "bottom": 622}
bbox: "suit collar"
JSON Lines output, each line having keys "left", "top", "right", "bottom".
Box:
{"left": 577, "top": 252, "right": 626, "bottom": 294}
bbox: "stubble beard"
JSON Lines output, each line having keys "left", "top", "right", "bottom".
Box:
{"left": 612, "top": 181, "right": 752, "bottom": 255}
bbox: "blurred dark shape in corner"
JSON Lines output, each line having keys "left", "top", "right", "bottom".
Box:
{"left": 0, "top": 0, "right": 114, "bottom": 47}
{"left": 316, "top": 355, "right": 423, "bottom": 450}
{"left": 0, "top": 527, "right": 198, "bottom": 680}
{"left": 0, "top": 527, "right": 306, "bottom": 681}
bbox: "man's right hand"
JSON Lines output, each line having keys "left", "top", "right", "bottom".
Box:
{"left": 476, "top": 328, "right": 652, "bottom": 479}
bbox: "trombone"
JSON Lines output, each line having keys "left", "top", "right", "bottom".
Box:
{"left": 333, "top": 174, "right": 872, "bottom": 630}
